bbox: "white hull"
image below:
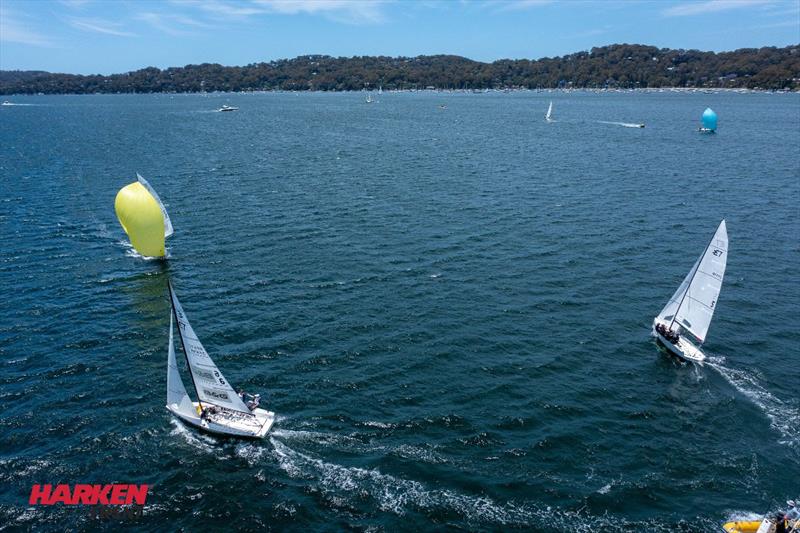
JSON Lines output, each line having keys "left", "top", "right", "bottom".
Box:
{"left": 652, "top": 319, "right": 705, "bottom": 363}
{"left": 167, "top": 402, "right": 275, "bottom": 438}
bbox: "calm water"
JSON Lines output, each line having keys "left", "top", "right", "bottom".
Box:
{"left": 1, "top": 91, "right": 798, "bottom": 531}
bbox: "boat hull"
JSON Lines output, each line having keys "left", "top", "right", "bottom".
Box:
{"left": 167, "top": 402, "right": 275, "bottom": 439}
{"left": 722, "top": 521, "right": 759, "bottom": 533}
{"left": 652, "top": 319, "right": 706, "bottom": 363}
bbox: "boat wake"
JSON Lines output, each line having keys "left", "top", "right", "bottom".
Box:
{"left": 119, "top": 240, "right": 170, "bottom": 260}
{"left": 271, "top": 427, "right": 448, "bottom": 464}
{"left": 267, "top": 437, "right": 694, "bottom": 530}
{"left": 597, "top": 121, "right": 644, "bottom": 128}
{"left": 707, "top": 359, "right": 800, "bottom": 448}
{"left": 169, "top": 419, "right": 219, "bottom": 453}
{"left": 270, "top": 436, "right": 535, "bottom": 524}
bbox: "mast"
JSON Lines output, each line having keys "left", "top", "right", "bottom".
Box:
{"left": 669, "top": 221, "right": 722, "bottom": 334}
{"left": 168, "top": 283, "right": 203, "bottom": 411}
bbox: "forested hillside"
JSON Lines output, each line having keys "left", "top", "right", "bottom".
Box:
{"left": 2, "top": 44, "right": 797, "bottom": 94}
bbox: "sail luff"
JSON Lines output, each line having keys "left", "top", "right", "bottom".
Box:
{"left": 137, "top": 173, "right": 173, "bottom": 238}
{"left": 167, "top": 313, "right": 197, "bottom": 417}
{"left": 168, "top": 282, "right": 253, "bottom": 415}
{"left": 167, "top": 314, "right": 189, "bottom": 402}
{"left": 170, "top": 286, "right": 203, "bottom": 411}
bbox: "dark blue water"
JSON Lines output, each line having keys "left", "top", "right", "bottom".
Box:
{"left": 1, "top": 91, "right": 798, "bottom": 531}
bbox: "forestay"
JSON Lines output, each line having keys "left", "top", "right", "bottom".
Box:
{"left": 137, "top": 173, "right": 173, "bottom": 237}
{"left": 166, "top": 314, "right": 196, "bottom": 417}
{"left": 660, "top": 220, "right": 728, "bottom": 342}
{"left": 168, "top": 283, "right": 252, "bottom": 414}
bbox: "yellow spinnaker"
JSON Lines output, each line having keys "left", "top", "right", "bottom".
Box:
{"left": 115, "top": 181, "right": 166, "bottom": 257}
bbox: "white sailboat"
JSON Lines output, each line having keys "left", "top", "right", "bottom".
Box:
{"left": 365, "top": 93, "right": 374, "bottom": 104}
{"left": 653, "top": 220, "right": 728, "bottom": 363}
{"left": 166, "top": 282, "right": 275, "bottom": 438}
{"left": 545, "top": 101, "right": 554, "bottom": 122}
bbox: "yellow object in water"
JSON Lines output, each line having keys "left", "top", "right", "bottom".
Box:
{"left": 722, "top": 521, "right": 765, "bottom": 533}
{"left": 115, "top": 181, "right": 166, "bottom": 257}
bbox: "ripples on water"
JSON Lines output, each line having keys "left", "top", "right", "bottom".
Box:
{"left": 0, "top": 92, "right": 798, "bottom": 530}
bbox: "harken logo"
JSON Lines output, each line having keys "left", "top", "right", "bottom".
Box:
{"left": 29, "top": 484, "right": 149, "bottom": 506}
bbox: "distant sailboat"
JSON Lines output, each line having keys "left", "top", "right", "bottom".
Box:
{"left": 378, "top": 85, "right": 383, "bottom": 95}
{"left": 365, "top": 93, "right": 374, "bottom": 104}
{"left": 166, "top": 282, "right": 276, "bottom": 438}
{"left": 699, "top": 107, "right": 717, "bottom": 133}
{"left": 545, "top": 101, "right": 554, "bottom": 122}
{"left": 653, "top": 220, "right": 728, "bottom": 363}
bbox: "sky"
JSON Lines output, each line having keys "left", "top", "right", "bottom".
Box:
{"left": 1, "top": 0, "right": 798, "bottom": 74}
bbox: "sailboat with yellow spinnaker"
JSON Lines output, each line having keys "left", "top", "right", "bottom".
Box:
{"left": 114, "top": 174, "right": 173, "bottom": 258}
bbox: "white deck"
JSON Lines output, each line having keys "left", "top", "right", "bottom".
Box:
{"left": 652, "top": 319, "right": 706, "bottom": 363}
{"left": 167, "top": 402, "right": 275, "bottom": 438}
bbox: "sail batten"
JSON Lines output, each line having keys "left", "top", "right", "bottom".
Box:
{"left": 168, "top": 283, "right": 252, "bottom": 415}
{"left": 660, "top": 220, "right": 728, "bottom": 343}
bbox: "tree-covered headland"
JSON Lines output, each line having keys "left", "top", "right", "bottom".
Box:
{"left": 1, "top": 44, "right": 798, "bottom": 94}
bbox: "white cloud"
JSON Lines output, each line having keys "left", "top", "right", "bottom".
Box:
{"left": 252, "top": 0, "right": 387, "bottom": 24}
{"left": 169, "top": 0, "right": 266, "bottom": 18}
{"left": 69, "top": 17, "right": 137, "bottom": 36}
{"left": 136, "top": 12, "right": 212, "bottom": 35}
{"left": 0, "top": 6, "right": 54, "bottom": 47}
{"left": 168, "top": 0, "right": 387, "bottom": 24}
{"left": 59, "top": 0, "right": 92, "bottom": 8}
{"left": 496, "top": 0, "right": 554, "bottom": 11}
{"left": 662, "top": 0, "right": 772, "bottom": 17}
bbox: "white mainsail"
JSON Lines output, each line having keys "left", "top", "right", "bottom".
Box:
{"left": 658, "top": 220, "right": 728, "bottom": 343}
{"left": 167, "top": 314, "right": 196, "bottom": 417}
{"left": 137, "top": 173, "right": 173, "bottom": 238}
{"left": 168, "top": 283, "right": 252, "bottom": 414}
{"left": 546, "top": 101, "right": 553, "bottom": 121}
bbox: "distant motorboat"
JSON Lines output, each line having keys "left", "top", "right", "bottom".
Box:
{"left": 699, "top": 107, "right": 717, "bottom": 133}
{"left": 545, "top": 101, "right": 554, "bottom": 122}
{"left": 218, "top": 104, "right": 238, "bottom": 112}
{"left": 598, "top": 121, "right": 645, "bottom": 129}
{"left": 438, "top": 104, "right": 447, "bottom": 109}
{"left": 1, "top": 101, "right": 13, "bottom": 106}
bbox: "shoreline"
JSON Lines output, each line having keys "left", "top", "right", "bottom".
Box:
{"left": 3, "top": 87, "right": 798, "bottom": 97}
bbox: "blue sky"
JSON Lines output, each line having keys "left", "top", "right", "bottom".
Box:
{"left": 1, "top": 0, "right": 798, "bottom": 74}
